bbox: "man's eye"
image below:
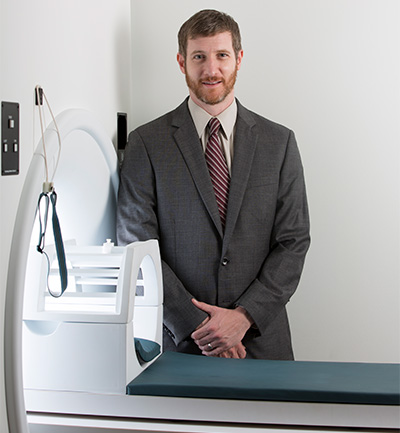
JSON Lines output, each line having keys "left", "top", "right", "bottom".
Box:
{"left": 193, "top": 54, "right": 204, "bottom": 60}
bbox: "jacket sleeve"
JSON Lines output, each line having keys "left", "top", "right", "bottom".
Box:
{"left": 235, "top": 130, "right": 310, "bottom": 335}
{"left": 116, "top": 130, "right": 208, "bottom": 345}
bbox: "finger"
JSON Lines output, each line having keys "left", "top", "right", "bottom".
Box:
{"left": 191, "top": 319, "right": 217, "bottom": 341}
{"left": 191, "top": 298, "right": 216, "bottom": 314}
{"left": 218, "top": 348, "right": 234, "bottom": 358}
{"left": 197, "top": 340, "right": 217, "bottom": 353}
{"left": 217, "top": 343, "right": 247, "bottom": 359}
{"left": 193, "top": 337, "right": 221, "bottom": 356}
{"left": 195, "top": 331, "right": 225, "bottom": 349}
{"left": 191, "top": 326, "right": 211, "bottom": 341}
{"left": 195, "top": 316, "right": 210, "bottom": 331}
{"left": 201, "top": 342, "right": 229, "bottom": 357}
{"left": 237, "top": 345, "right": 247, "bottom": 359}
{"left": 197, "top": 339, "right": 220, "bottom": 356}
{"left": 202, "top": 348, "right": 220, "bottom": 357}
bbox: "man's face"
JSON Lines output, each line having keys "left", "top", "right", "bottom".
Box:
{"left": 177, "top": 32, "right": 243, "bottom": 113}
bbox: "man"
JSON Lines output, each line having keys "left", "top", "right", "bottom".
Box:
{"left": 117, "top": 9, "right": 310, "bottom": 360}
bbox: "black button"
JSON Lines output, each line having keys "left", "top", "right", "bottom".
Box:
{"left": 221, "top": 257, "right": 229, "bottom": 266}
{"left": 163, "top": 325, "right": 175, "bottom": 339}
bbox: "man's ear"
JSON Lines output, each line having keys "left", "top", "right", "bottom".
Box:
{"left": 236, "top": 50, "right": 244, "bottom": 71}
{"left": 177, "top": 53, "right": 186, "bottom": 74}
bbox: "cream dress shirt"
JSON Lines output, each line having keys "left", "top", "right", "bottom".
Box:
{"left": 188, "top": 98, "right": 237, "bottom": 174}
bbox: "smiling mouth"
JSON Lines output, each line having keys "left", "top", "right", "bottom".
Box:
{"left": 203, "top": 80, "right": 222, "bottom": 86}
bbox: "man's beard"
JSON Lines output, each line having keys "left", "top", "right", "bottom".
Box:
{"left": 185, "top": 69, "right": 238, "bottom": 106}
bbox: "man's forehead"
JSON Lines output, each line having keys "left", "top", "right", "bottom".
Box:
{"left": 187, "top": 32, "right": 234, "bottom": 52}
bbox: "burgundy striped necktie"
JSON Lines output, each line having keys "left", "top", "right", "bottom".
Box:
{"left": 205, "top": 118, "right": 230, "bottom": 229}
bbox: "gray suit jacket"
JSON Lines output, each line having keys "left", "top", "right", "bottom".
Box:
{"left": 117, "top": 98, "right": 310, "bottom": 360}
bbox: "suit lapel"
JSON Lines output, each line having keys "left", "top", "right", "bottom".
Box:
{"left": 172, "top": 101, "right": 224, "bottom": 236}
{"left": 170, "top": 99, "right": 257, "bottom": 241}
{"left": 223, "top": 103, "right": 258, "bottom": 250}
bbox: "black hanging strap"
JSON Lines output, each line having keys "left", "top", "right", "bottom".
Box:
{"left": 36, "top": 189, "right": 68, "bottom": 297}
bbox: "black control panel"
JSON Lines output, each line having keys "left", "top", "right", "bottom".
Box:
{"left": 2, "top": 101, "right": 20, "bottom": 176}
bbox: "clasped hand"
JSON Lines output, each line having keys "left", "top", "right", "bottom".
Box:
{"left": 190, "top": 298, "right": 253, "bottom": 359}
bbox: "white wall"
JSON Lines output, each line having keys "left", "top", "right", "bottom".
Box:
{"left": 0, "top": 0, "right": 131, "bottom": 431}
{"left": 131, "top": 0, "right": 400, "bottom": 363}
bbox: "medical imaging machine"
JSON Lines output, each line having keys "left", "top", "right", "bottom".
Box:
{"left": 4, "top": 107, "right": 399, "bottom": 433}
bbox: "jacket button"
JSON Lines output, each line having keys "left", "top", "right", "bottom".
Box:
{"left": 221, "top": 257, "right": 229, "bottom": 266}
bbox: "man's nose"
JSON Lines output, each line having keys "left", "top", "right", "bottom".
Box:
{"left": 203, "top": 57, "right": 219, "bottom": 77}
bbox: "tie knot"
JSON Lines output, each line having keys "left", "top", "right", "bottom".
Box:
{"left": 208, "top": 118, "right": 221, "bottom": 136}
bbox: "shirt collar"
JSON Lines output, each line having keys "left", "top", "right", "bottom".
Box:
{"left": 188, "top": 97, "right": 237, "bottom": 139}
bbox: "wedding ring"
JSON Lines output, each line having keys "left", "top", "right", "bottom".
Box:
{"left": 207, "top": 343, "right": 213, "bottom": 349}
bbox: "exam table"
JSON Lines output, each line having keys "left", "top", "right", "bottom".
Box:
{"left": 22, "top": 239, "right": 400, "bottom": 432}
{"left": 25, "top": 352, "right": 400, "bottom": 432}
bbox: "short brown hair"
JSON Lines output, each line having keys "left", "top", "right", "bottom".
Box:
{"left": 178, "top": 9, "right": 242, "bottom": 59}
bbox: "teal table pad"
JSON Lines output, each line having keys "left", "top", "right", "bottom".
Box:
{"left": 127, "top": 351, "right": 400, "bottom": 405}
